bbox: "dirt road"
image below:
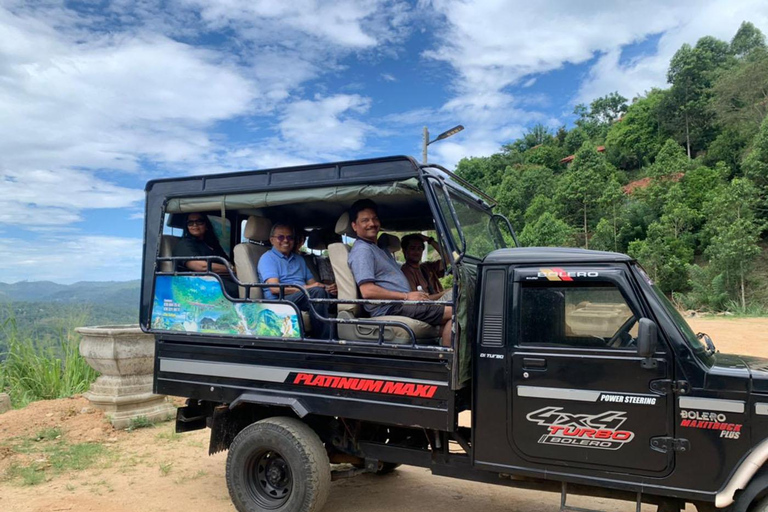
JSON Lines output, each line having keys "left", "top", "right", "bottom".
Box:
{"left": 1, "top": 316, "right": 766, "bottom": 512}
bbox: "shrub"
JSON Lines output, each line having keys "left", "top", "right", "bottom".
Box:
{"left": 0, "top": 318, "right": 98, "bottom": 408}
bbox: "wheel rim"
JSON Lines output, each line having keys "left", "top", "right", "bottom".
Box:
{"left": 244, "top": 449, "right": 293, "bottom": 509}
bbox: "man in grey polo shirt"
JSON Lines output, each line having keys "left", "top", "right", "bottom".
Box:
{"left": 347, "top": 199, "right": 453, "bottom": 347}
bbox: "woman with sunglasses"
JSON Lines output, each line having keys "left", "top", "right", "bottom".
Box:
{"left": 172, "top": 212, "right": 239, "bottom": 296}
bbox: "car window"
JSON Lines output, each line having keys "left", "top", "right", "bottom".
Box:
{"left": 520, "top": 283, "right": 638, "bottom": 349}
{"left": 433, "top": 187, "right": 503, "bottom": 259}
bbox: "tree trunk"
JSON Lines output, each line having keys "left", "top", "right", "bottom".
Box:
{"left": 583, "top": 204, "right": 589, "bottom": 250}
{"left": 740, "top": 262, "right": 746, "bottom": 312}
{"left": 685, "top": 111, "right": 691, "bottom": 159}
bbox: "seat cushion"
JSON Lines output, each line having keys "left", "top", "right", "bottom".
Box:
{"left": 233, "top": 243, "right": 269, "bottom": 299}
{"left": 337, "top": 311, "right": 440, "bottom": 344}
{"left": 159, "top": 235, "right": 181, "bottom": 272}
{"left": 327, "top": 242, "right": 359, "bottom": 315}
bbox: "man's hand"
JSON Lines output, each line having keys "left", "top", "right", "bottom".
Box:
{"left": 419, "top": 234, "right": 439, "bottom": 248}
{"left": 405, "top": 291, "right": 430, "bottom": 301}
{"left": 326, "top": 283, "right": 337, "bottom": 296}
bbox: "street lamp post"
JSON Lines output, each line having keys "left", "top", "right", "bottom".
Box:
{"left": 422, "top": 124, "right": 464, "bottom": 164}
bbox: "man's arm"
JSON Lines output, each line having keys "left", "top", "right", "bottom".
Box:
{"left": 350, "top": 243, "right": 427, "bottom": 301}
{"left": 359, "top": 282, "right": 428, "bottom": 301}
{"left": 423, "top": 235, "right": 446, "bottom": 271}
{"left": 265, "top": 278, "right": 303, "bottom": 296}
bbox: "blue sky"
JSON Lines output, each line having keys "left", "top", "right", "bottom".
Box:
{"left": 1, "top": 0, "right": 767, "bottom": 283}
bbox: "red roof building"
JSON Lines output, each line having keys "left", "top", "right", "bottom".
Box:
{"left": 560, "top": 146, "right": 605, "bottom": 165}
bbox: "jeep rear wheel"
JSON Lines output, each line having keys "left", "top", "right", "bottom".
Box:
{"left": 226, "top": 417, "right": 331, "bottom": 512}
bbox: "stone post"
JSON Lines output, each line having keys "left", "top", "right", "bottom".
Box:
{"left": 0, "top": 392, "right": 10, "bottom": 414}
{"left": 76, "top": 325, "right": 176, "bottom": 429}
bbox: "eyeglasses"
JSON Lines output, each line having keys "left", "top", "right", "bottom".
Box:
{"left": 272, "top": 235, "right": 294, "bottom": 242}
{"left": 187, "top": 219, "right": 205, "bottom": 226}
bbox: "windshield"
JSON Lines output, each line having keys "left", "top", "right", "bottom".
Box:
{"left": 632, "top": 263, "right": 714, "bottom": 363}
{"left": 435, "top": 187, "right": 506, "bottom": 259}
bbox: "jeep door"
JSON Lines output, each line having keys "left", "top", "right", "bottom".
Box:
{"left": 509, "top": 265, "right": 674, "bottom": 475}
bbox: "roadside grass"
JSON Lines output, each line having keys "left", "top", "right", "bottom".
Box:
{"left": 81, "top": 478, "right": 114, "bottom": 495}
{"left": 35, "top": 427, "right": 63, "bottom": 442}
{"left": 126, "top": 416, "right": 155, "bottom": 432}
{"left": 1, "top": 429, "right": 108, "bottom": 486}
{"left": 126, "top": 412, "right": 175, "bottom": 432}
{"left": 722, "top": 300, "right": 768, "bottom": 317}
{"left": 155, "top": 427, "right": 182, "bottom": 442}
{"left": 174, "top": 469, "right": 207, "bottom": 484}
{"left": 159, "top": 461, "right": 174, "bottom": 476}
{"left": 0, "top": 314, "right": 98, "bottom": 409}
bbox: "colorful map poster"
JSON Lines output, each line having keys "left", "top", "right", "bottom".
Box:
{"left": 151, "top": 275, "right": 301, "bottom": 338}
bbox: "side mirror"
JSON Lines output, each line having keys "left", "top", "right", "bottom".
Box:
{"left": 637, "top": 318, "right": 658, "bottom": 369}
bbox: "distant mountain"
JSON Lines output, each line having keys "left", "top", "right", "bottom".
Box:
{"left": 0, "top": 280, "right": 140, "bottom": 308}
{"left": 0, "top": 281, "right": 142, "bottom": 352}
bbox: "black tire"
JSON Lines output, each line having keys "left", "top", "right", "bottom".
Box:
{"left": 375, "top": 462, "right": 400, "bottom": 475}
{"left": 226, "top": 417, "right": 331, "bottom": 512}
{"left": 751, "top": 495, "right": 768, "bottom": 512}
{"left": 352, "top": 461, "right": 401, "bottom": 474}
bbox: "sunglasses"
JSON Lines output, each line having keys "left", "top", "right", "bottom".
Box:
{"left": 272, "top": 235, "right": 294, "bottom": 242}
{"left": 187, "top": 219, "right": 205, "bottom": 226}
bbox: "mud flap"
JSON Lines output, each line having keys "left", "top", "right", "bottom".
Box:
{"left": 176, "top": 404, "right": 207, "bottom": 433}
{"left": 209, "top": 405, "right": 239, "bottom": 455}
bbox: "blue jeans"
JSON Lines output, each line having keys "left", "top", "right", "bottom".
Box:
{"left": 285, "top": 287, "right": 331, "bottom": 339}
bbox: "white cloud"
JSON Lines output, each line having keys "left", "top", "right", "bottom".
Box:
{"left": 576, "top": 1, "right": 768, "bottom": 103}
{"left": 381, "top": 73, "right": 397, "bottom": 82}
{"left": 0, "top": 8, "right": 258, "bottom": 171}
{"left": 185, "top": 0, "right": 383, "bottom": 48}
{"left": 418, "top": 0, "right": 768, "bottom": 166}
{"left": 279, "top": 94, "right": 374, "bottom": 155}
{"left": 0, "top": 0, "right": 409, "bottom": 242}
{"left": 0, "top": 235, "right": 143, "bottom": 283}
{"left": 385, "top": 90, "right": 556, "bottom": 167}
{"left": 0, "top": 168, "right": 144, "bottom": 226}
{"left": 423, "top": 0, "right": 686, "bottom": 98}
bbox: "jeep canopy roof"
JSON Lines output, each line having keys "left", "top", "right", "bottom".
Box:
{"left": 140, "top": 155, "right": 500, "bottom": 327}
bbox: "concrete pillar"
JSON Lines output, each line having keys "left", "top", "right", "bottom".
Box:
{"left": 77, "top": 325, "right": 175, "bottom": 429}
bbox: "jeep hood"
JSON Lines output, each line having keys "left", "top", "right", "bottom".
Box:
{"left": 740, "top": 355, "right": 768, "bottom": 393}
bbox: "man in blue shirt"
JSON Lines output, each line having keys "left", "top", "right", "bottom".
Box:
{"left": 258, "top": 223, "right": 334, "bottom": 339}
{"left": 347, "top": 199, "right": 453, "bottom": 347}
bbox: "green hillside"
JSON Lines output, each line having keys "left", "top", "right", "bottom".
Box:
{"left": 0, "top": 281, "right": 140, "bottom": 358}
{"left": 456, "top": 22, "right": 768, "bottom": 313}
{"left": 0, "top": 280, "right": 139, "bottom": 307}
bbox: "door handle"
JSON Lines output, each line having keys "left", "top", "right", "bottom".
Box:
{"left": 523, "top": 357, "right": 547, "bottom": 370}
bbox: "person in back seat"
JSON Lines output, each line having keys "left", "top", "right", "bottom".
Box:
{"left": 347, "top": 199, "right": 453, "bottom": 347}
{"left": 173, "top": 212, "right": 238, "bottom": 296}
{"left": 400, "top": 233, "right": 448, "bottom": 301}
{"left": 258, "top": 223, "right": 334, "bottom": 339}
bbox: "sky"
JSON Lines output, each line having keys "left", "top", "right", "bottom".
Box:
{"left": 1, "top": 0, "right": 767, "bottom": 283}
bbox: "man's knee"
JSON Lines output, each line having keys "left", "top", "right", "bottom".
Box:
{"left": 442, "top": 306, "right": 453, "bottom": 323}
{"left": 308, "top": 286, "right": 329, "bottom": 298}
